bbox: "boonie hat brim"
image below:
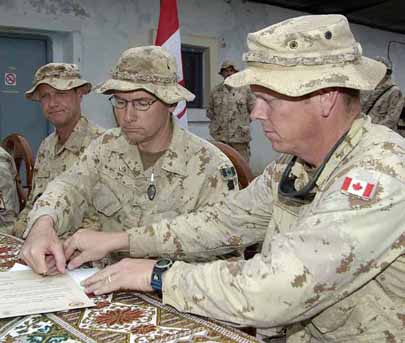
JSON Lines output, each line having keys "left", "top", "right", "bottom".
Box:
{"left": 226, "top": 56, "right": 386, "bottom": 96}
{"left": 94, "top": 79, "right": 195, "bottom": 104}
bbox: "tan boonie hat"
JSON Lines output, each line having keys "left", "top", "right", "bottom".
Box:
{"left": 219, "top": 60, "right": 238, "bottom": 74}
{"left": 374, "top": 56, "right": 392, "bottom": 72}
{"left": 25, "top": 63, "right": 92, "bottom": 101}
{"left": 95, "top": 46, "right": 195, "bottom": 104}
{"left": 226, "top": 15, "right": 386, "bottom": 97}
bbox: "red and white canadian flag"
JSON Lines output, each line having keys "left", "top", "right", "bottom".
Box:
{"left": 155, "top": 0, "right": 188, "bottom": 129}
{"left": 341, "top": 176, "right": 378, "bottom": 200}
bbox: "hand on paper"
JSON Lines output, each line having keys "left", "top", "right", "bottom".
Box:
{"left": 64, "top": 229, "right": 129, "bottom": 270}
{"left": 20, "top": 215, "right": 66, "bottom": 275}
{"left": 82, "top": 258, "right": 156, "bottom": 295}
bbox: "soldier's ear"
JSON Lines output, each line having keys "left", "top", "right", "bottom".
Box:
{"left": 318, "top": 88, "right": 338, "bottom": 118}
{"left": 168, "top": 103, "right": 177, "bottom": 113}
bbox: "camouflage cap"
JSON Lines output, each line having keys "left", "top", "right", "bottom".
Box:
{"left": 94, "top": 46, "right": 195, "bottom": 104}
{"left": 25, "top": 63, "right": 91, "bottom": 101}
{"left": 219, "top": 60, "right": 238, "bottom": 73}
{"left": 226, "top": 15, "right": 386, "bottom": 96}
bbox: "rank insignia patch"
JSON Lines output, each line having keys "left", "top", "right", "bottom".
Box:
{"left": 221, "top": 166, "right": 237, "bottom": 191}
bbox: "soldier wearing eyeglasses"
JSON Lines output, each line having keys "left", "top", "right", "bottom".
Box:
{"left": 37, "top": 16, "right": 405, "bottom": 343}
{"left": 20, "top": 46, "right": 239, "bottom": 274}
{"left": 12, "top": 63, "right": 104, "bottom": 237}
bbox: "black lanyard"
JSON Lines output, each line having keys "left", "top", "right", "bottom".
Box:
{"left": 278, "top": 132, "right": 348, "bottom": 203}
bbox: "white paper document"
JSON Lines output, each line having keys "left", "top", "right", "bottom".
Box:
{"left": 0, "top": 269, "right": 96, "bottom": 318}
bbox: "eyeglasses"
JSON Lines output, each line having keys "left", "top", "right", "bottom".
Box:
{"left": 108, "top": 96, "right": 158, "bottom": 111}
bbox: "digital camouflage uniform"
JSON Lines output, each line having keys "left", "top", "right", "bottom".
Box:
{"left": 26, "top": 120, "right": 238, "bottom": 258}
{"left": 207, "top": 82, "right": 255, "bottom": 162}
{"left": 361, "top": 75, "right": 405, "bottom": 134}
{"left": 107, "top": 16, "right": 403, "bottom": 342}
{"left": 14, "top": 62, "right": 103, "bottom": 237}
{"left": 13, "top": 116, "right": 104, "bottom": 237}
{"left": 127, "top": 116, "right": 405, "bottom": 342}
{"left": 25, "top": 46, "right": 239, "bottom": 260}
{"left": 0, "top": 147, "right": 19, "bottom": 234}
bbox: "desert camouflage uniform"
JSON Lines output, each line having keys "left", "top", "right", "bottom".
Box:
{"left": 125, "top": 116, "right": 405, "bottom": 342}
{"left": 26, "top": 120, "right": 238, "bottom": 259}
{"left": 361, "top": 77, "right": 405, "bottom": 134}
{"left": 207, "top": 83, "right": 255, "bottom": 161}
{"left": 13, "top": 116, "right": 104, "bottom": 237}
{"left": 0, "top": 147, "right": 19, "bottom": 234}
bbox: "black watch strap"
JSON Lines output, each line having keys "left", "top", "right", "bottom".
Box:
{"left": 150, "top": 258, "right": 173, "bottom": 293}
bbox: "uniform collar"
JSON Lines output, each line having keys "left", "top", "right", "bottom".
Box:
{"left": 49, "top": 116, "right": 90, "bottom": 158}
{"left": 289, "top": 115, "right": 368, "bottom": 191}
{"left": 105, "top": 119, "right": 188, "bottom": 177}
{"left": 315, "top": 115, "right": 367, "bottom": 188}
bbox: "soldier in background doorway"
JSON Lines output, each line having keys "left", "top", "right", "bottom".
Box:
{"left": 13, "top": 63, "right": 104, "bottom": 237}
{"left": 207, "top": 60, "right": 256, "bottom": 162}
{"left": 361, "top": 56, "right": 405, "bottom": 135}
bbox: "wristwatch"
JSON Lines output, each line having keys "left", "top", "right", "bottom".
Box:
{"left": 150, "top": 258, "right": 174, "bottom": 293}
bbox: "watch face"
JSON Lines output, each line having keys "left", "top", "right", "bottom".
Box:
{"left": 156, "top": 258, "right": 173, "bottom": 269}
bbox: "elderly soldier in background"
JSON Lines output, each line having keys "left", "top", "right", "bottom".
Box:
{"left": 361, "top": 56, "right": 405, "bottom": 134}
{"left": 0, "top": 147, "right": 19, "bottom": 234}
{"left": 207, "top": 60, "right": 256, "bottom": 162}
{"left": 56, "top": 15, "right": 405, "bottom": 343}
{"left": 21, "top": 46, "right": 239, "bottom": 274}
{"left": 12, "top": 63, "right": 104, "bottom": 237}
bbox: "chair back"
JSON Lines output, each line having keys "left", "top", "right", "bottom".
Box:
{"left": 211, "top": 141, "right": 254, "bottom": 189}
{"left": 2, "top": 134, "right": 34, "bottom": 210}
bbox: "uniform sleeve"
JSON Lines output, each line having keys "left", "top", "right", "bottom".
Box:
{"left": 194, "top": 159, "right": 240, "bottom": 210}
{"left": 161, "top": 168, "right": 405, "bottom": 327}
{"left": 0, "top": 153, "right": 19, "bottom": 234}
{"left": 127, "top": 166, "right": 274, "bottom": 259}
{"left": 206, "top": 91, "right": 216, "bottom": 120}
{"left": 379, "top": 88, "right": 404, "bottom": 130}
{"left": 24, "top": 140, "right": 101, "bottom": 238}
{"left": 246, "top": 88, "right": 256, "bottom": 116}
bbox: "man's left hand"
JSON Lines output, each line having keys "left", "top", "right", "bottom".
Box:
{"left": 81, "top": 258, "right": 156, "bottom": 295}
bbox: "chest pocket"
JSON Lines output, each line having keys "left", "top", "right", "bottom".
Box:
{"left": 92, "top": 182, "right": 123, "bottom": 217}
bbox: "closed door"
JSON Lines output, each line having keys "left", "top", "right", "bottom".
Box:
{"left": 0, "top": 34, "right": 49, "bottom": 157}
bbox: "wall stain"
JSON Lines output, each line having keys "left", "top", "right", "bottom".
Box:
{"left": 28, "top": 0, "right": 90, "bottom": 18}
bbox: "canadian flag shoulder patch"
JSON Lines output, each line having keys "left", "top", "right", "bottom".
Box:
{"left": 341, "top": 175, "right": 378, "bottom": 201}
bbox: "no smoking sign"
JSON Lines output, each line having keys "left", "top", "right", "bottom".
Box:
{"left": 4, "top": 72, "right": 17, "bottom": 86}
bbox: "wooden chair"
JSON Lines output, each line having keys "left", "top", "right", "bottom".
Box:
{"left": 210, "top": 141, "right": 254, "bottom": 189}
{"left": 2, "top": 134, "right": 34, "bottom": 210}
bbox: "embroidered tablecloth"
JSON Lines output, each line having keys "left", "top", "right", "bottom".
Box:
{"left": 0, "top": 233, "right": 258, "bottom": 343}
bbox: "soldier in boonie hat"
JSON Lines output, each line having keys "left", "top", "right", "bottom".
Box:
{"left": 14, "top": 63, "right": 103, "bottom": 238}
{"left": 59, "top": 15, "right": 405, "bottom": 343}
{"left": 18, "top": 45, "right": 239, "bottom": 275}
{"left": 218, "top": 59, "right": 238, "bottom": 77}
{"left": 95, "top": 45, "right": 194, "bottom": 104}
{"left": 25, "top": 63, "right": 91, "bottom": 101}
